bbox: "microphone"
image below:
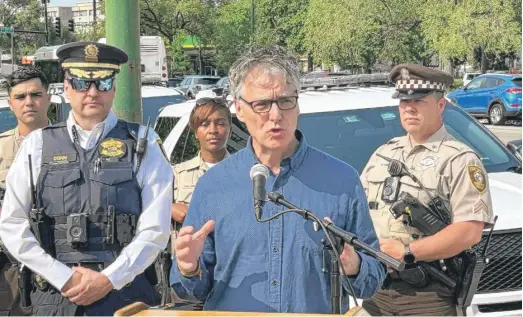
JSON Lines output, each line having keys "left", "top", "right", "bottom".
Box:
{"left": 250, "top": 163, "right": 269, "bottom": 220}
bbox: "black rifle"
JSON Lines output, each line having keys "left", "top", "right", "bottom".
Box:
{"left": 456, "top": 216, "right": 497, "bottom": 308}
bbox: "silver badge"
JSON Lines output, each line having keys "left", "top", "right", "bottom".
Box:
{"left": 419, "top": 156, "right": 439, "bottom": 170}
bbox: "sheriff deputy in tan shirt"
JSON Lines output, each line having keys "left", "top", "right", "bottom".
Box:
{"left": 360, "top": 64, "right": 494, "bottom": 316}
{"left": 0, "top": 66, "right": 50, "bottom": 316}
{"left": 171, "top": 94, "right": 232, "bottom": 226}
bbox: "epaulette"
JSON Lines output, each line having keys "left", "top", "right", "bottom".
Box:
{"left": 387, "top": 136, "right": 402, "bottom": 144}
{"left": 0, "top": 129, "right": 15, "bottom": 138}
{"left": 174, "top": 156, "right": 200, "bottom": 173}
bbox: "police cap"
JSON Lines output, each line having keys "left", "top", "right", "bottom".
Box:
{"left": 56, "top": 41, "right": 128, "bottom": 80}
{"left": 389, "top": 64, "right": 454, "bottom": 100}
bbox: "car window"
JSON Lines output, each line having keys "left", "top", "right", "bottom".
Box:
{"left": 171, "top": 125, "right": 199, "bottom": 164}
{"left": 155, "top": 117, "right": 181, "bottom": 143}
{"left": 511, "top": 78, "right": 522, "bottom": 87}
{"left": 482, "top": 77, "right": 503, "bottom": 89}
{"left": 165, "top": 105, "right": 519, "bottom": 173}
{"left": 195, "top": 78, "right": 220, "bottom": 85}
{"left": 466, "top": 77, "right": 485, "bottom": 90}
{"left": 0, "top": 108, "right": 17, "bottom": 133}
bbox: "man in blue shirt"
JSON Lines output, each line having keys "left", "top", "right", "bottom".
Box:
{"left": 170, "top": 46, "right": 386, "bottom": 313}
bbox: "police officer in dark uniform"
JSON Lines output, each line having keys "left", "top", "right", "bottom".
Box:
{"left": 0, "top": 41, "right": 173, "bottom": 316}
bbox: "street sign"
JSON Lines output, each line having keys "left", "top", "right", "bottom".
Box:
{"left": 0, "top": 27, "right": 13, "bottom": 33}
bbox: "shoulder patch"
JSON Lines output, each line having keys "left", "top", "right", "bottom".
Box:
{"left": 468, "top": 165, "right": 487, "bottom": 193}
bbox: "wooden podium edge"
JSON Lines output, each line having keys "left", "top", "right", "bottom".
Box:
{"left": 114, "top": 302, "right": 150, "bottom": 316}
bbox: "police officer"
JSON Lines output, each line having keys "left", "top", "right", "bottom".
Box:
{"left": 0, "top": 41, "right": 173, "bottom": 316}
{"left": 360, "top": 64, "right": 494, "bottom": 316}
{"left": 171, "top": 91, "right": 232, "bottom": 226}
{"left": 0, "top": 66, "right": 50, "bottom": 316}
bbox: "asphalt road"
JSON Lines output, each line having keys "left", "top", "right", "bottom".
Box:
{"left": 484, "top": 123, "right": 522, "bottom": 145}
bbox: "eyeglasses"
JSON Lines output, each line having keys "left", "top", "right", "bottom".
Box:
{"left": 195, "top": 97, "right": 229, "bottom": 108}
{"left": 68, "top": 77, "right": 115, "bottom": 92}
{"left": 239, "top": 95, "right": 298, "bottom": 113}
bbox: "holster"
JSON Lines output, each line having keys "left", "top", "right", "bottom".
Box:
{"left": 18, "top": 266, "right": 32, "bottom": 308}
{"left": 398, "top": 266, "right": 429, "bottom": 288}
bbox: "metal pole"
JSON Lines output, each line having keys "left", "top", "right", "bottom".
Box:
{"left": 44, "top": 0, "right": 49, "bottom": 45}
{"left": 11, "top": 31, "right": 14, "bottom": 74}
{"left": 250, "top": 0, "right": 255, "bottom": 44}
{"left": 93, "top": 0, "right": 96, "bottom": 24}
{"left": 105, "top": 0, "right": 142, "bottom": 123}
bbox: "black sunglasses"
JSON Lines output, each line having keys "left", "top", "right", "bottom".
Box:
{"left": 68, "top": 77, "right": 115, "bottom": 92}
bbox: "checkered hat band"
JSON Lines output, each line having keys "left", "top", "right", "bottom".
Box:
{"left": 396, "top": 79, "right": 445, "bottom": 91}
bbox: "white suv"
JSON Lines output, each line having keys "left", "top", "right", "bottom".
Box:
{"left": 155, "top": 86, "right": 522, "bottom": 316}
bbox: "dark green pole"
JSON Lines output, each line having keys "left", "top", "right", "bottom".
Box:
{"left": 105, "top": 0, "right": 142, "bottom": 123}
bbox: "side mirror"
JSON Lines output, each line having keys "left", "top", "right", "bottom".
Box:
{"left": 507, "top": 139, "right": 522, "bottom": 161}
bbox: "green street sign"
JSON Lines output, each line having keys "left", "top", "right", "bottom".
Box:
{"left": 0, "top": 27, "right": 14, "bottom": 33}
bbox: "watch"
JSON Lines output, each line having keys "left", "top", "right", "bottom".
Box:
{"left": 403, "top": 244, "right": 416, "bottom": 264}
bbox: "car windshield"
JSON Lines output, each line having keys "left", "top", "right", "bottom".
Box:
{"left": 0, "top": 108, "right": 17, "bottom": 134}
{"left": 195, "top": 78, "right": 220, "bottom": 85}
{"left": 512, "top": 78, "right": 522, "bottom": 87}
{"left": 224, "top": 105, "right": 519, "bottom": 174}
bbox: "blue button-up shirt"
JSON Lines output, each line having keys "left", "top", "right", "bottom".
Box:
{"left": 170, "top": 132, "right": 386, "bottom": 313}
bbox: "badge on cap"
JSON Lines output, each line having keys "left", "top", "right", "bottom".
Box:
{"left": 99, "top": 138, "right": 127, "bottom": 158}
{"left": 84, "top": 44, "right": 99, "bottom": 62}
{"left": 468, "top": 165, "right": 486, "bottom": 193}
{"left": 400, "top": 68, "right": 410, "bottom": 80}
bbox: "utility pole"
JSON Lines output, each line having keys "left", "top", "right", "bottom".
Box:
{"left": 105, "top": 0, "right": 142, "bottom": 123}
{"left": 93, "top": 0, "right": 97, "bottom": 24}
{"left": 44, "top": 0, "right": 49, "bottom": 45}
{"left": 250, "top": 0, "right": 255, "bottom": 44}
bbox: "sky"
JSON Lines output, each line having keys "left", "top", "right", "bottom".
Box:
{"left": 49, "top": 0, "right": 81, "bottom": 6}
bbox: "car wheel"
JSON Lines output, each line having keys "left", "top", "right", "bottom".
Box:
{"left": 187, "top": 91, "right": 193, "bottom": 99}
{"left": 489, "top": 103, "right": 506, "bottom": 126}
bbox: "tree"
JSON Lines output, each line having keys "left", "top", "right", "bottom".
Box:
{"left": 422, "top": 0, "right": 522, "bottom": 73}
{"left": 0, "top": 0, "right": 47, "bottom": 63}
{"left": 213, "top": 0, "right": 251, "bottom": 74}
{"left": 304, "top": 0, "right": 431, "bottom": 72}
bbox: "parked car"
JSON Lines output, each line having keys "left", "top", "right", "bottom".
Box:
{"left": 177, "top": 75, "right": 221, "bottom": 99}
{"left": 48, "top": 85, "right": 187, "bottom": 126}
{"left": 463, "top": 72, "right": 481, "bottom": 87}
{"left": 447, "top": 74, "right": 522, "bottom": 125}
{"left": 155, "top": 86, "right": 522, "bottom": 316}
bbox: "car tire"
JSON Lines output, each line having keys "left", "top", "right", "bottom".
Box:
{"left": 489, "top": 103, "right": 507, "bottom": 126}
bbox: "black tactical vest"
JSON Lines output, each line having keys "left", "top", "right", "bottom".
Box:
{"left": 36, "top": 120, "right": 142, "bottom": 267}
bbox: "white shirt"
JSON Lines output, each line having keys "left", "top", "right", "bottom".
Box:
{"left": 0, "top": 110, "right": 173, "bottom": 291}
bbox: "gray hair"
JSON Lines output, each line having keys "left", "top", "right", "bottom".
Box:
{"left": 228, "top": 45, "right": 300, "bottom": 99}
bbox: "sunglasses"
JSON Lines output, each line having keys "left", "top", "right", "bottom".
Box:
{"left": 68, "top": 77, "right": 115, "bottom": 92}
{"left": 195, "top": 97, "right": 229, "bottom": 108}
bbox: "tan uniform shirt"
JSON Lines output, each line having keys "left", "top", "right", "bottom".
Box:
{"left": 173, "top": 151, "right": 230, "bottom": 203}
{"left": 360, "top": 125, "right": 494, "bottom": 245}
{"left": 0, "top": 128, "right": 23, "bottom": 191}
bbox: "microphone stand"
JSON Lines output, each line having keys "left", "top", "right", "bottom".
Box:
{"left": 267, "top": 192, "right": 405, "bottom": 314}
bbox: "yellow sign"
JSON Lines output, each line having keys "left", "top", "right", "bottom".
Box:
{"left": 468, "top": 165, "right": 486, "bottom": 193}
{"left": 99, "top": 138, "right": 126, "bottom": 158}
